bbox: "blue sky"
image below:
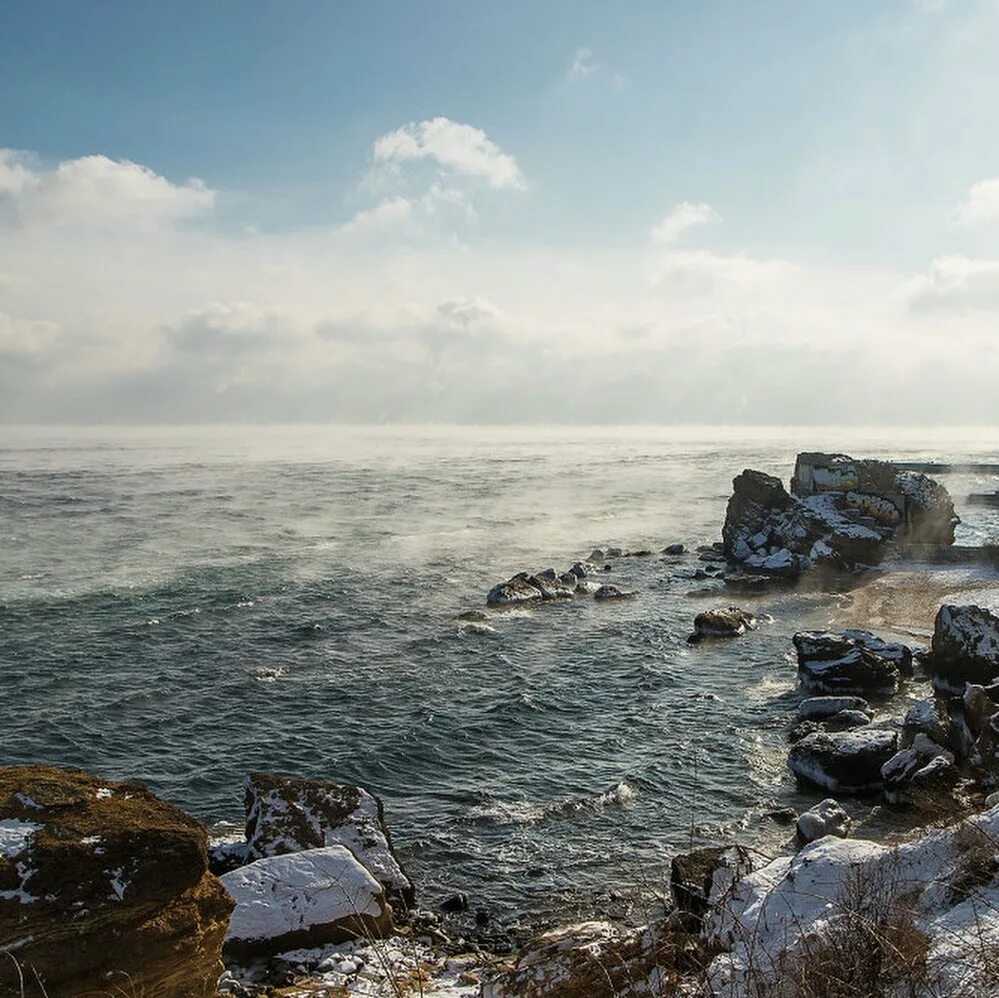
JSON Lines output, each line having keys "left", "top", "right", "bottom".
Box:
{"left": 1, "top": 1, "right": 998, "bottom": 422}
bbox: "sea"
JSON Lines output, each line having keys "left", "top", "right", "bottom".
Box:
{"left": 2, "top": 425, "right": 998, "bottom": 931}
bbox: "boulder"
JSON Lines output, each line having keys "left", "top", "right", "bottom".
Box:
{"left": 788, "top": 728, "right": 898, "bottom": 793}
{"left": 0, "top": 764, "right": 233, "bottom": 997}
{"left": 901, "top": 698, "right": 953, "bottom": 750}
{"left": 487, "top": 573, "right": 545, "bottom": 606}
{"left": 796, "top": 798, "right": 852, "bottom": 844}
{"left": 593, "top": 584, "right": 635, "bottom": 601}
{"left": 797, "top": 695, "right": 872, "bottom": 721}
{"left": 929, "top": 604, "right": 999, "bottom": 689}
{"left": 219, "top": 845, "right": 392, "bottom": 961}
{"left": 688, "top": 607, "right": 757, "bottom": 644}
{"left": 792, "top": 630, "right": 911, "bottom": 694}
{"left": 663, "top": 543, "right": 686, "bottom": 556}
{"left": 244, "top": 772, "right": 413, "bottom": 906}
{"left": 670, "top": 845, "right": 754, "bottom": 923}
{"left": 722, "top": 454, "right": 957, "bottom": 576}
{"left": 482, "top": 920, "right": 676, "bottom": 998}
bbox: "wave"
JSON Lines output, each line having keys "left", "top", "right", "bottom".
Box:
{"left": 464, "top": 779, "right": 639, "bottom": 827}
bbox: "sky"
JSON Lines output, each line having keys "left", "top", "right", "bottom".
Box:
{"left": 1, "top": 0, "right": 998, "bottom": 424}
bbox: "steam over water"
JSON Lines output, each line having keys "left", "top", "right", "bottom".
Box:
{"left": 2, "top": 426, "right": 998, "bottom": 926}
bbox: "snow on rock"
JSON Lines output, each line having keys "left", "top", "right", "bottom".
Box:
{"left": 706, "top": 805, "right": 999, "bottom": 996}
{"left": 797, "top": 695, "right": 871, "bottom": 721}
{"left": 486, "top": 573, "right": 546, "bottom": 606}
{"left": 930, "top": 604, "right": 999, "bottom": 690}
{"left": 792, "top": 629, "right": 912, "bottom": 694}
{"left": 788, "top": 727, "right": 898, "bottom": 793}
{"left": 670, "top": 845, "right": 756, "bottom": 925}
{"left": 219, "top": 845, "right": 393, "bottom": 960}
{"left": 722, "top": 453, "right": 957, "bottom": 577}
{"left": 796, "top": 798, "right": 852, "bottom": 844}
{"left": 0, "top": 818, "right": 41, "bottom": 859}
{"left": 244, "top": 772, "right": 414, "bottom": 906}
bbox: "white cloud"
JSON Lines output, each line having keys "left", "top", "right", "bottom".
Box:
{"left": 955, "top": 176, "right": 999, "bottom": 226}
{"left": 0, "top": 150, "right": 214, "bottom": 229}
{"left": 372, "top": 117, "right": 524, "bottom": 190}
{"left": 651, "top": 202, "right": 720, "bottom": 243}
{"left": 650, "top": 249, "right": 796, "bottom": 293}
{"left": 567, "top": 47, "right": 625, "bottom": 90}
{"left": 905, "top": 254, "right": 999, "bottom": 310}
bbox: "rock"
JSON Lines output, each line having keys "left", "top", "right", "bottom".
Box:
{"left": 220, "top": 845, "right": 392, "bottom": 960}
{"left": 670, "top": 845, "right": 754, "bottom": 924}
{"left": 209, "top": 838, "right": 253, "bottom": 876}
{"left": 244, "top": 772, "right": 413, "bottom": 906}
{"left": 797, "top": 695, "right": 872, "bottom": 721}
{"left": 722, "top": 454, "right": 957, "bottom": 577}
{"left": 663, "top": 543, "right": 686, "bottom": 555}
{"left": 929, "top": 604, "right": 999, "bottom": 689}
{"left": 587, "top": 548, "right": 605, "bottom": 564}
{"left": 792, "top": 630, "right": 911, "bottom": 694}
{"left": 605, "top": 546, "right": 622, "bottom": 558}
{"left": 902, "top": 698, "right": 953, "bottom": 750}
{"left": 796, "top": 798, "right": 852, "bottom": 843}
{"left": 827, "top": 709, "right": 872, "bottom": 730}
{"left": 482, "top": 920, "right": 675, "bottom": 998}
{"left": 593, "top": 584, "right": 635, "bottom": 601}
{"left": 688, "top": 607, "right": 757, "bottom": 644}
{"left": 0, "top": 764, "right": 233, "bottom": 997}
{"left": 768, "top": 807, "right": 797, "bottom": 826}
{"left": 624, "top": 549, "right": 652, "bottom": 558}
{"left": 568, "top": 561, "right": 597, "bottom": 579}
{"left": 439, "top": 891, "right": 469, "bottom": 913}
{"left": 788, "top": 728, "right": 898, "bottom": 793}
{"left": 487, "top": 573, "right": 545, "bottom": 606}
{"left": 881, "top": 730, "right": 956, "bottom": 804}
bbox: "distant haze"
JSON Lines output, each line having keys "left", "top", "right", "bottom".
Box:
{"left": 1, "top": 1, "right": 999, "bottom": 424}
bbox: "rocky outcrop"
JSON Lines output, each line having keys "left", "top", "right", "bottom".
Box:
{"left": 482, "top": 920, "right": 677, "bottom": 998}
{"left": 788, "top": 728, "right": 898, "bottom": 793}
{"left": 0, "top": 764, "right": 233, "bottom": 997}
{"left": 244, "top": 772, "right": 413, "bottom": 906}
{"left": 688, "top": 607, "right": 757, "bottom": 644}
{"left": 670, "top": 845, "right": 754, "bottom": 924}
{"left": 796, "top": 798, "right": 851, "bottom": 843}
{"left": 792, "top": 629, "right": 912, "bottom": 694}
{"left": 706, "top": 805, "right": 999, "bottom": 996}
{"left": 722, "top": 454, "right": 957, "bottom": 576}
{"left": 929, "top": 604, "right": 999, "bottom": 689}
{"left": 219, "top": 845, "right": 392, "bottom": 960}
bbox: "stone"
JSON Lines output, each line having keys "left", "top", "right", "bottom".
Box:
{"left": 220, "top": 845, "right": 392, "bottom": 960}
{"left": 244, "top": 772, "right": 413, "bottom": 906}
{"left": 487, "top": 573, "right": 545, "bottom": 606}
{"left": 792, "top": 630, "right": 911, "bottom": 694}
{"left": 929, "top": 604, "right": 999, "bottom": 689}
{"left": 0, "top": 764, "right": 233, "bottom": 997}
{"left": 901, "top": 698, "right": 953, "bottom": 750}
{"left": 439, "top": 891, "right": 469, "bottom": 913}
{"left": 671, "top": 845, "right": 754, "bottom": 923}
{"left": 797, "top": 695, "right": 872, "bottom": 721}
{"left": 788, "top": 728, "right": 898, "bottom": 793}
{"left": 568, "top": 561, "right": 597, "bottom": 579}
{"left": 688, "top": 607, "right": 757, "bottom": 644}
{"left": 593, "top": 584, "right": 635, "bottom": 601}
{"left": 796, "top": 798, "right": 851, "bottom": 843}
{"left": 663, "top": 543, "right": 686, "bottom": 555}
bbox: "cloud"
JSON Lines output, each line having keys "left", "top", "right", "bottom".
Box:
{"left": 372, "top": 117, "right": 524, "bottom": 190}
{"left": 651, "top": 202, "right": 720, "bottom": 243}
{"left": 955, "top": 177, "right": 999, "bottom": 227}
{"left": 905, "top": 254, "right": 999, "bottom": 311}
{"left": 567, "top": 47, "right": 625, "bottom": 90}
{"left": 0, "top": 149, "right": 214, "bottom": 229}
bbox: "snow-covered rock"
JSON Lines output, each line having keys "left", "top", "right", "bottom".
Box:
{"left": 788, "top": 728, "right": 898, "bottom": 793}
{"left": 797, "top": 695, "right": 872, "bottom": 721}
{"left": 706, "top": 805, "right": 999, "bottom": 996}
{"left": 486, "top": 573, "right": 547, "bottom": 606}
{"left": 722, "top": 454, "right": 957, "bottom": 577}
{"left": 902, "top": 698, "right": 954, "bottom": 751}
{"left": 796, "top": 798, "right": 851, "bottom": 843}
{"left": 792, "top": 629, "right": 912, "bottom": 694}
{"left": 688, "top": 606, "right": 757, "bottom": 644}
{"left": 930, "top": 604, "right": 999, "bottom": 689}
{"left": 220, "top": 845, "right": 393, "bottom": 960}
{"left": 671, "top": 845, "right": 755, "bottom": 923}
{"left": 244, "top": 772, "right": 413, "bottom": 906}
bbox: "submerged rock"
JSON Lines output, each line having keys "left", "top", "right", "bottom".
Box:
{"left": 663, "top": 543, "right": 686, "bottom": 555}
{"left": 796, "top": 798, "right": 852, "bottom": 844}
{"left": 929, "top": 603, "right": 999, "bottom": 689}
{"left": 593, "top": 584, "right": 635, "bottom": 601}
{"left": 688, "top": 606, "right": 757, "bottom": 644}
{"left": 792, "top": 629, "right": 912, "bottom": 694}
{"left": 722, "top": 453, "right": 957, "bottom": 576}
{"left": 788, "top": 727, "right": 898, "bottom": 793}
{"left": 244, "top": 772, "right": 413, "bottom": 906}
{"left": 220, "top": 845, "right": 392, "bottom": 960}
{"left": 0, "top": 764, "right": 233, "bottom": 997}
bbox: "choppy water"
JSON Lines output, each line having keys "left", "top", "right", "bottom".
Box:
{"left": 2, "top": 425, "right": 998, "bottom": 928}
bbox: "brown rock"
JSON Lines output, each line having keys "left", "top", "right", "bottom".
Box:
{"left": 0, "top": 764, "right": 232, "bottom": 997}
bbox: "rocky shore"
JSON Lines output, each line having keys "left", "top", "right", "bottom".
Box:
{"left": 4, "top": 451, "right": 999, "bottom": 996}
